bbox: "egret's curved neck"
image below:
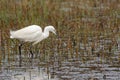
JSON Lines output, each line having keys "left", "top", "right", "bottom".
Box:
{"left": 43, "top": 28, "right": 50, "bottom": 39}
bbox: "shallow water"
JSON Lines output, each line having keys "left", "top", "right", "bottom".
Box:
{"left": 1, "top": 37, "right": 120, "bottom": 80}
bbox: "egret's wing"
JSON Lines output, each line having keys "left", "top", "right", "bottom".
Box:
{"left": 11, "top": 25, "right": 42, "bottom": 42}
{"left": 17, "top": 25, "right": 42, "bottom": 34}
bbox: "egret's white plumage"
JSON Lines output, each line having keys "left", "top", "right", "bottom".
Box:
{"left": 10, "top": 25, "right": 56, "bottom": 45}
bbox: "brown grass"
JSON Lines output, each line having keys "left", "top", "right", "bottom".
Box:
{"left": 0, "top": 0, "right": 120, "bottom": 63}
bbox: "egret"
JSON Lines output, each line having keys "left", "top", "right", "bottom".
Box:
{"left": 10, "top": 25, "right": 56, "bottom": 58}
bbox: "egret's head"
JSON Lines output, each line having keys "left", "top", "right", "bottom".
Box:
{"left": 46, "top": 26, "right": 56, "bottom": 35}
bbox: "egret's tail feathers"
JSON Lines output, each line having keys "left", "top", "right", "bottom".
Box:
{"left": 10, "top": 30, "right": 15, "bottom": 38}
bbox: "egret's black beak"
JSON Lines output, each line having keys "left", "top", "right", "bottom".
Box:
{"left": 53, "top": 29, "right": 56, "bottom": 35}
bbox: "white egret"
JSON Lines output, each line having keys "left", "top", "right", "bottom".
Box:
{"left": 10, "top": 25, "right": 56, "bottom": 59}
{"left": 10, "top": 25, "right": 56, "bottom": 44}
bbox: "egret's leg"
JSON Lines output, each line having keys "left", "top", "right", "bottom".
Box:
{"left": 19, "top": 43, "right": 23, "bottom": 58}
{"left": 29, "top": 44, "right": 33, "bottom": 58}
{"left": 18, "top": 42, "right": 23, "bottom": 67}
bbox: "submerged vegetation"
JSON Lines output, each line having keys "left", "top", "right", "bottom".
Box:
{"left": 0, "top": 0, "right": 120, "bottom": 79}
